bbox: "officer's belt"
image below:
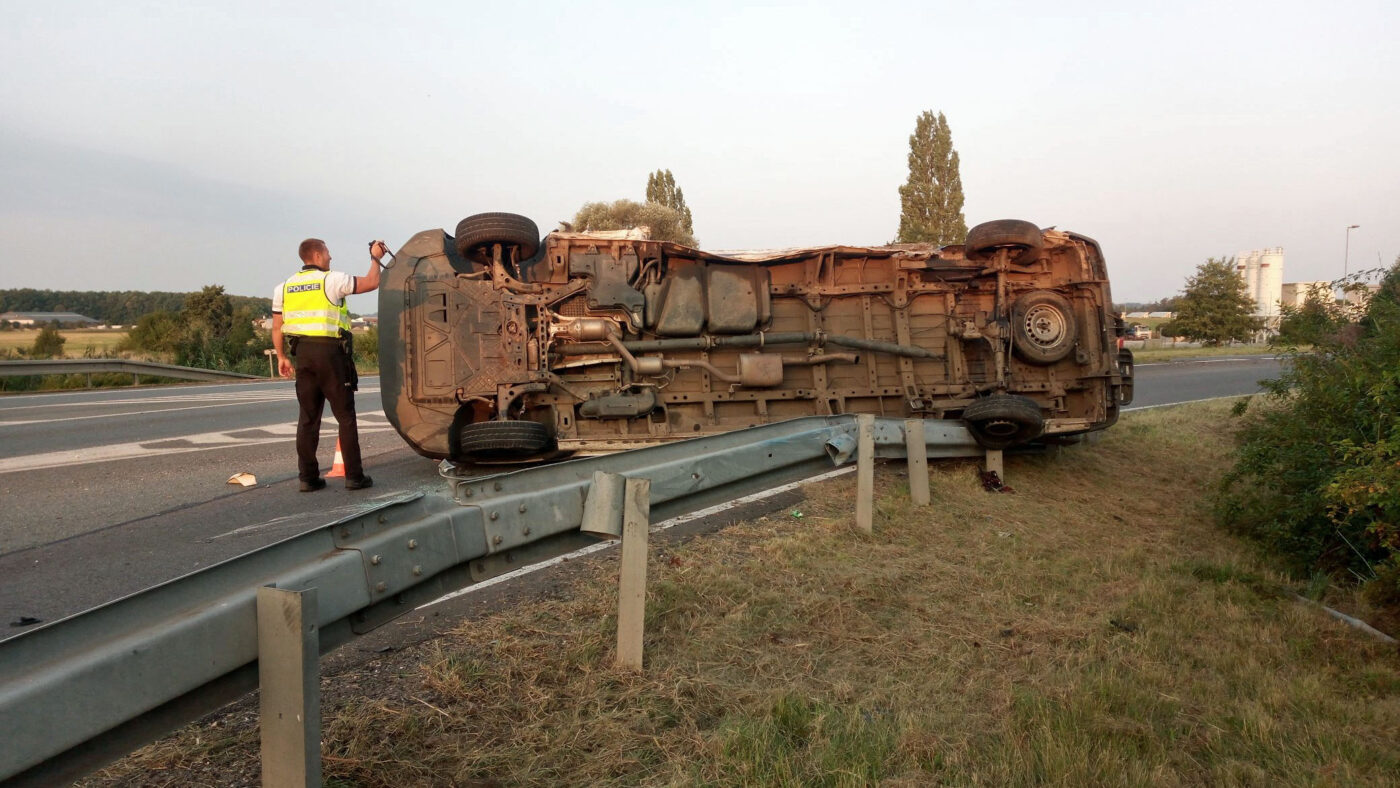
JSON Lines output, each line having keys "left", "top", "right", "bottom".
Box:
{"left": 287, "top": 335, "right": 342, "bottom": 344}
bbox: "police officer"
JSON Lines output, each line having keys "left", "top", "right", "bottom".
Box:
{"left": 271, "top": 238, "right": 385, "bottom": 491}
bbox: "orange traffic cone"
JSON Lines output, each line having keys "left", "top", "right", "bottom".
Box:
{"left": 326, "top": 438, "right": 346, "bottom": 478}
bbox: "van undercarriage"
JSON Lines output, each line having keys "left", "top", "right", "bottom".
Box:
{"left": 379, "top": 213, "right": 1133, "bottom": 462}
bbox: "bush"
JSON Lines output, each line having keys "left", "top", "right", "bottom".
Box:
{"left": 121, "top": 288, "right": 271, "bottom": 375}
{"left": 354, "top": 325, "right": 379, "bottom": 370}
{"left": 571, "top": 199, "right": 698, "bottom": 246}
{"left": 30, "top": 324, "right": 66, "bottom": 358}
{"left": 1216, "top": 262, "right": 1400, "bottom": 599}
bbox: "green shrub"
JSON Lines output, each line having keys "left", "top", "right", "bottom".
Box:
{"left": 1216, "top": 262, "right": 1400, "bottom": 599}
{"left": 122, "top": 288, "right": 271, "bottom": 375}
{"left": 29, "top": 324, "right": 65, "bottom": 358}
{"left": 354, "top": 325, "right": 379, "bottom": 370}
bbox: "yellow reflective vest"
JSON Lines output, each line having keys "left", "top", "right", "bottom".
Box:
{"left": 280, "top": 269, "right": 351, "bottom": 338}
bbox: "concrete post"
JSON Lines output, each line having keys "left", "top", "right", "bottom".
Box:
{"left": 616, "top": 478, "right": 651, "bottom": 670}
{"left": 904, "top": 419, "right": 929, "bottom": 506}
{"left": 856, "top": 414, "right": 875, "bottom": 533}
{"left": 985, "top": 449, "right": 1004, "bottom": 479}
{"left": 257, "top": 586, "right": 320, "bottom": 788}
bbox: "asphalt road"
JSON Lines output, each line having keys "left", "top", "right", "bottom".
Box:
{"left": 0, "top": 355, "right": 1283, "bottom": 634}
{"left": 1126, "top": 355, "right": 1282, "bottom": 410}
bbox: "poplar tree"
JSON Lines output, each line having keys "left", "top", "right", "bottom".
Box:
{"left": 645, "top": 169, "right": 694, "bottom": 236}
{"left": 895, "top": 111, "right": 967, "bottom": 245}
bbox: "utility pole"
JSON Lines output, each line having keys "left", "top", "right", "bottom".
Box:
{"left": 1345, "top": 224, "right": 1360, "bottom": 277}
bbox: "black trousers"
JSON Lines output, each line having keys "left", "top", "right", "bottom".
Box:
{"left": 292, "top": 338, "right": 364, "bottom": 483}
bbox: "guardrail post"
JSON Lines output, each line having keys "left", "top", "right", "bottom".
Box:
{"left": 904, "top": 419, "right": 929, "bottom": 506}
{"left": 984, "top": 449, "right": 1004, "bottom": 480}
{"left": 257, "top": 586, "right": 320, "bottom": 788}
{"left": 616, "top": 478, "right": 651, "bottom": 670}
{"left": 856, "top": 414, "right": 875, "bottom": 533}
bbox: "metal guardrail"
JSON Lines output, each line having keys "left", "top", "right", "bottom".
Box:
{"left": 0, "top": 359, "right": 261, "bottom": 383}
{"left": 0, "top": 415, "right": 979, "bottom": 786}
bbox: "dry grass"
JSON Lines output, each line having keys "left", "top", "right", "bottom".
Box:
{"left": 85, "top": 401, "right": 1400, "bottom": 787}
{"left": 0, "top": 328, "right": 127, "bottom": 355}
{"left": 1131, "top": 344, "right": 1279, "bottom": 363}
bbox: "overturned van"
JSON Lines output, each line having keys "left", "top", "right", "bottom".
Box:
{"left": 378, "top": 212, "right": 1133, "bottom": 462}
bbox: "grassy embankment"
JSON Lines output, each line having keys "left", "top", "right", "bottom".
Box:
{"left": 1131, "top": 344, "right": 1281, "bottom": 363}
{"left": 87, "top": 400, "right": 1400, "bottom": 786}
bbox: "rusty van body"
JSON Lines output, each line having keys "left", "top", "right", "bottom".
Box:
{"left": 378, "top": 212, "right": 1133, "bottom": 462}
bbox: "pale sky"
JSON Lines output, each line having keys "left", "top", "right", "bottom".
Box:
{"left": 2, "top": 0, "right": 1396, "bottom": 312}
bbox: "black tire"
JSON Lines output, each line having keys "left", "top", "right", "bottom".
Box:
{"left": 965, "top": 219, "right": 1043, "bottom": 262}
{"left": 453, "top": 419, "right": 552, "bottom": 459}
{"left": 1010, "top": 290, "right": 1078, "bottom": 365}
{"left": 962, "top": 394, "right": 1045, "bottom": 449}
{"left": 454, "top": 212, "right": 540, "bottom": 262}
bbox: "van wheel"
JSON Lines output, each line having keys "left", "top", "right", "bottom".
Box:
{"left": 1011, "top": 290, "right": 1077, "bottom": 365}
{"left": 962, "top": 394, "right": 1044, "bottom": 449}
{"left": 453, "top": 419, "right": 552, "bottom": 460}
{"left": 454, "top": 212, "right": 540, "bottom": 262}
{"left": 965, "top": 219, "right": 1043, "bottom": 261}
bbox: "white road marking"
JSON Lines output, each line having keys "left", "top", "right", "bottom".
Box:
{"left": 416, "top": 466, "right": 856, "bottom": 610}
{"left": 0, "top": 410, "right": 392, "bottom": 474}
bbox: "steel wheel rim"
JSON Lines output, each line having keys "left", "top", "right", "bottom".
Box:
{"left": 1024, "top": 303, "right": 1068, "bottom": 347}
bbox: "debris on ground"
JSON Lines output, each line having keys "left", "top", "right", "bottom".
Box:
{"left": 980, "top": 470, "right": 1015, "bottom": 493}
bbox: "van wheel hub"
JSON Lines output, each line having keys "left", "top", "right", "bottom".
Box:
{"left": 981, "top": 418, "right": 1019, "bottom": 437}
{"left": 1024, "top": 304, "right": 1067, "bottom": 347}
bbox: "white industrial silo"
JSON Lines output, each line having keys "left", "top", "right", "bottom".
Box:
{"left": 1235, "top": 248, "right": 1284, "bottom": 317}
{"left": 1257, "top": 247, "right": 1283, "bottom": 317}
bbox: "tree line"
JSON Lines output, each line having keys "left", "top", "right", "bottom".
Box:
{"left": 0, "top": 288, "right": 272, "bottom": 326}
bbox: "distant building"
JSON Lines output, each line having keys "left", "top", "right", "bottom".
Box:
{"left": 1280, "top": 281, "right": 1331, "bottom": 308}
{"left": 0, "top": 311, "right": 101, "bottom": 327}
{"left": 1235, "top": 248, "right": 1284, "bottom": 317}
{"left": 1342, "top": 283, "right": 1382, "bottom": 308}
